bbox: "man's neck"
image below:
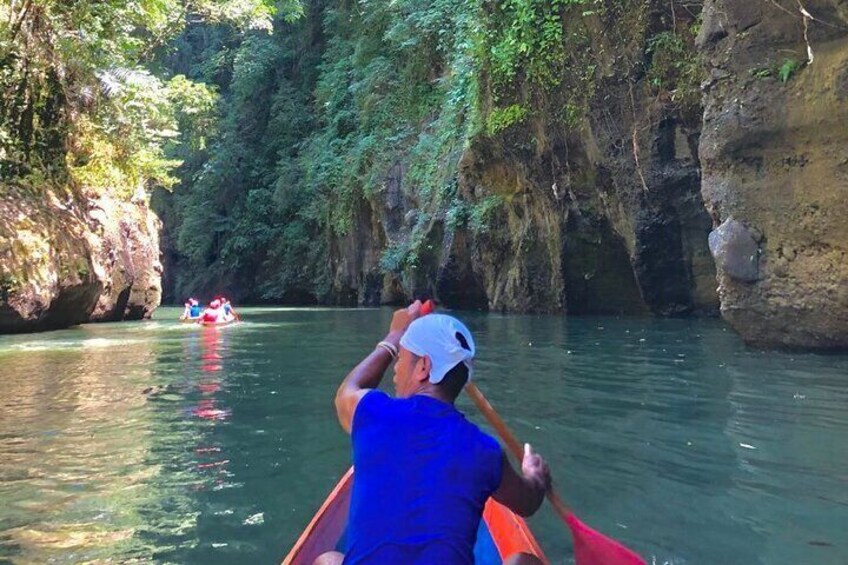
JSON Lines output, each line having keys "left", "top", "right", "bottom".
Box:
{"left": 411, "top": 385, "right": 455, "bottom": 404}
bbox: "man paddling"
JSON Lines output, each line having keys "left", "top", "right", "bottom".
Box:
{"left": 318, "top": 301, "right": 550, "bottom": 565}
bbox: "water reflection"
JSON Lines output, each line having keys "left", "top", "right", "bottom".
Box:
{"left": 192, "top": 327, "right": 232, "bottom": 494}
{"left": 0, "top": 329, "right": 157, "bottom": 562}
{"left": 192, "top": 327, "right": 231, "bottom": 422}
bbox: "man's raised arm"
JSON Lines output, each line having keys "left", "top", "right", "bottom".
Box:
{"left": 334, "top": 300, "right": 421, "bottom": 433}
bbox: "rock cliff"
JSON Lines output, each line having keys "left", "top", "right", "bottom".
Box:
{"left": 698, "top": 0, "right": 848, "bottom": 348}
{"left": 326, "top": 3, "right": 719, "bottom": 318}
{"left": 325, "top": 0, "right": 848, "bottom": 349}
{"left": 0, "top": 186, "right": 162, "bottom": 333}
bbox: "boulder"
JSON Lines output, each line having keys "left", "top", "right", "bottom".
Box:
{"left": 708, "top": 218, "right": 759, "bottom": 282}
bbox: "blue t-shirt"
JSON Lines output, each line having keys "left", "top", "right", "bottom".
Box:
{"left": 345, "top": 391, "right": 503, "bottom": 564}
{"left": 189, "top": 305, "right": 201, "bottom": 317}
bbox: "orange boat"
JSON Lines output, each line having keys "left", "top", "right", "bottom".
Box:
{"left": 282, "top": 467, "right": 548, "bottom": 564}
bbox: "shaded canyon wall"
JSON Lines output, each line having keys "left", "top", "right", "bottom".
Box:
{"left": 325, "top": 3, "right": 720, "bottom": 319}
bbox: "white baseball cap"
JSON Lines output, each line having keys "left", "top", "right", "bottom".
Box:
{"left": 399, "top": 314, "right": 476, "bottom": 384}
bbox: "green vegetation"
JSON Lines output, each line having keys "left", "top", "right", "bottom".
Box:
{"left": 0, "top": 0, "right": 296, "bottom": 194}
{"left": 161, "top": 0, "right": 490, "bottom": 299}
{"left": 486, "top": 104, "right": 530, "bottom": 135}
{"left": 645, "top": 24, "right": 703, "bottom": 115}
{"left": 468, "top": 195, "right": 507, "bottom": 234}
{"left": 751, "top": 57, "right": 802, "bottom": 83}
{"left": 477, "top": 0, "right": 600, "bottom": 131}
{"left": 778, "top": 58, "right": 801, "bottom": 82}
{"left": 163, "top": 0, "right": 649, "bottom": 300}
{"left": 751, "top": 67, "right": 773, "bottom": 79}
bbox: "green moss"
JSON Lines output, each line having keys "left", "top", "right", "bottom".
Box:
{"left": 645, "top": 27, "right": 703, "bottom": 114}
{"left": 486, "top": 104, "right": 530, "bottom": 135}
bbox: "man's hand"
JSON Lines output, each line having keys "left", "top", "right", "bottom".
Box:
{"left": 493, "top": 444, "right": 551, "bottom": 517}
{"left": 384, "top": 300, "right": 422, "bottom": 346}
{"left": 521, "top": 443, "right": 551, "bottom": 492}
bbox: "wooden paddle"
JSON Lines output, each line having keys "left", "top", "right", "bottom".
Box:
{"left": 418, "top": 300, "right": 646, "bottom": 565}
{"left": 465, "top": 382, "right": 571, "bottom": 514}
{"left": 466, "top": 383, "right": 646, "bottom": 565}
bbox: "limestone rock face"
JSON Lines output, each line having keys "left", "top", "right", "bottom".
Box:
{"left": 328, "top": 85, "right": 719, "bottom": 316}
{"left": 87, "top": 196, "right": 163, "bottom": 322}
{"left": 450, "top": 74, "right": 719, "bottom": 317}
{"left": 698, "top": 0, "right": 848, "bottom": 348}
{"left": 0, "top": 186, "right": 162, "bottom": 333}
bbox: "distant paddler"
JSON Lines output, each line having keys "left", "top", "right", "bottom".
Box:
{"left": 199, "top": 299, "right": 225, "bottom": 324}
{"left": 197, "top": 298, "right": 238, "bottom": 325}
{"left": 221, "top": 297, "right": 240, "bottom": 322}
{"left": 180, "top": 298, "right": 201, "bottom": 321}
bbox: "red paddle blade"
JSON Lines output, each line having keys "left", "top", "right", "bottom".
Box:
{"left": 421, "top": 299, "right": 435, "bottom": 315}
{"left": 566, "top": 512, "right": 646, "bottom": 565}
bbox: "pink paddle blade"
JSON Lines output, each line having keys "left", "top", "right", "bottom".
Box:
{"left": 566, "top": 512, "right": 646, "bottom": 565}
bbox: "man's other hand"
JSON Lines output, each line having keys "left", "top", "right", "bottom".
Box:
{"left": 521, "top": 443, "right": 551, "bottom": 492}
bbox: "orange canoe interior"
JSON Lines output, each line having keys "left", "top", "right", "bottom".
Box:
{"left": 282, "top": 467, "right": 548, "bottom": 564}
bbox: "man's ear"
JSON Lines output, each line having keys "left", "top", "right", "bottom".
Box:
{"left": 415, "top": 355, "right": 432, "bottom": 383}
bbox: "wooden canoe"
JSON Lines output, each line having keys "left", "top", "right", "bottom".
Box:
{"left": 282, "top": 467, "right": 548, "bottom": 564}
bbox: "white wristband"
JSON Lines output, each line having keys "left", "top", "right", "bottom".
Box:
{"left": 376, "top": 340, "right": 398, "bottom": 359}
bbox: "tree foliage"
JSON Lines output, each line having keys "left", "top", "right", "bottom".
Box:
{"left": 0, "top": 0, "right": 298, "bottom": 196}
{"left": 162, "top": 0, "right": 489, "bottom": 301}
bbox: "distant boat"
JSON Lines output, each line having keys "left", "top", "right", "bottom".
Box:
{"left": 282, "top": 467, "right": 547, "bottom": 564}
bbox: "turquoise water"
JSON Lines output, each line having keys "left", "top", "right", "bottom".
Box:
{"left": 0, "top": 307, "right": 846, "bottom": 564}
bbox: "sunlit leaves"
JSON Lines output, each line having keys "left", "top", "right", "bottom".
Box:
{"left": 0, "top": 0, "right": 302, "bottom": 193}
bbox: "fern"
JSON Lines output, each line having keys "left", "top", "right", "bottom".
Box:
{"left": 778, "top": 58, "right": 801, "bottom": 83}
